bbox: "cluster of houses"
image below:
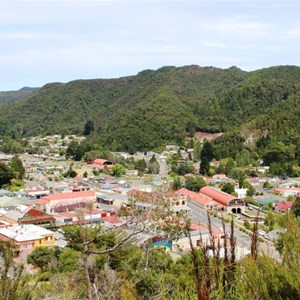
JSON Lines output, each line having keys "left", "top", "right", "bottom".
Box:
{"left": 0, "top": 186, "right": 121, "bottom": 257}
{"left": 1, "top": 174, "right": 244, "bottom": 256}
{"left": 1, "top": 139, "right": 299, "bottom": 259}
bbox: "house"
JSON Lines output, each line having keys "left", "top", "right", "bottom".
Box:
{"left": 54, "top": 207, "right": 116, "bottom": 226}
{"left": 273, "top": 201, "right": 294, "bottom": 213}
{"left": 90, "top": 159, "right": 113, "bottom": 170}
{"left": 0, "top": 224, "right": 55, "bottom": 255}
{"left": 128, "top": 190, "right": 191, "bottom": 216}
{"left": 212, "top": 174, "right": 229, "bottom": 184}
{"left": 200, "top": 186, "right": 245, "bottom": 214}
{"left": 35, "top": 190, "right": 96, "bottom": 214}
{"left": 24, "top": 188, "right": 50, "bottom": 199}
{"left": 274, "top": 187, "right": 300, "bottom": 198}
{"left": 96, "top": 193, "right": 128, "bottom": 208}
{"left": 176, "top": 188, "right": 218, "bottom": 210}
{"left": 234, "top": 188, "right": 248, "bottom": 199}
{"left": 18, "top": 208, "right": 56, "bottom": 227}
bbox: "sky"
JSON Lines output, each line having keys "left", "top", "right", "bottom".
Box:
{"left": 0, "top": 0, "right": 300, "bottom": 90}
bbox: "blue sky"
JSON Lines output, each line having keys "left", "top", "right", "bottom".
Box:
{"left": 0, "top": 0, "right": 300, "bottom": 90}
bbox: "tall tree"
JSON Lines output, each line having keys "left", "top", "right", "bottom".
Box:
{"left": 200, "top": 141, "right": 214, "bottom": 162}
{"left": 148, "top": 155, "right": 160, "bottom": 174}
{"left": 199, "top": 156, "right": 210, "bottom": 175}
{"left": 9, "top": 155, "right": 25, "bottom": 179}
{"left": 0, "top": 162, "right": 13, "bottom": 187}
{"left": 83, "top": 120, "right": 95, "bottom": 136}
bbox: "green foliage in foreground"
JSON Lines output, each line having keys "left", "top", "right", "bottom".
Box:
{"left": 2, "top": 214, "right": 298, "bottom": 300}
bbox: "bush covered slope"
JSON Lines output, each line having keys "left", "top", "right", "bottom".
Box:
{"left": 0, "top": 65, "right": 300, "bottom": 151}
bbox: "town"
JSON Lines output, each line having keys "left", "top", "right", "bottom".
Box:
{"left": 1, "top": 133, "right": 298, "bottom": 266}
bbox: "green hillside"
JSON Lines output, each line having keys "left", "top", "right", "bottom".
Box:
{"left": 0, "top": 65, "right": 299, "bottom": 152}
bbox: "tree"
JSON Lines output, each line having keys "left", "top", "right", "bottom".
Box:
{"left": 112, "top": 164, "right": 126, "bottom": 177}
{"left": 83, "top": 120, "right": 95, "bottom": 136}
{"left": 243, "top": 181, "right": 256, "bottom": 197}
{"left": 66, "top": 141, "right": 85, "bottom": 161}
{"left": 0, "top": 241, "right": 33, "bottom": 300}
{"left": 61, "top": 222, "right": 144, "bottom": 300}
{"left": 135, "top": 159, "right": 147, "bottom": 172}
{"left": 0, "top": 162, "right": 13, "bottom": 188}
{"left": 200, "top": 141, "right": 214, "bottom": 162}
{"left": 58, "top": 248, "right": 82, "bottom": 273}
{"left": 199, "top": 156, "right": 210, "bottom": 175}
{"left": 264, "top": 211, "right": 276, "bottom": 231}
{"left": 292, "top": 196, "right": 300, "bottom": 217}
{"left": 83, "top": 150, "right": 104, "bottom": 163}
{"left": 193, "top": 140, "right": 202, "bottom": 161}
{"left": 27, "top": 246, "right": 55, "bottom": 270}
{"left": 64, "top": 165, "right": 77, "bottom": 178}
{"left": 185, "top": 176, "right": 206, "bottom": 192}
{"left": 172, "top": 176, "right": 184, "bottom": 190}
{"left": 263, "top": 181, "right": 271, "bottom": 189}
{"left": 221, "top": 183, "right": 235, "bottom": 194}
{"left": 177, "top": 163, "right": 195, "bottom": 176}
{"left": 230, "top": 168, "right": 246, "bottom": 188}
{"left": 9, "top": 155, "right": 25, "bottom": 179}
{"left": 148, "top": 155, "right": 160, "bottom": 174}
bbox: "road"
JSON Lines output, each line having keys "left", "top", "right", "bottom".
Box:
{"left": 158, "top": 158, "right": 169, "bottom": 177}
{"left": 187, "top": 201, "right": 280, "bottom": 260}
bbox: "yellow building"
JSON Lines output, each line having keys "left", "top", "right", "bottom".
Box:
{"left": 0, "top": 224, "right": 55, "bottom": 254}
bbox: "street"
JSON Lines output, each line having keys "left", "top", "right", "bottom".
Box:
{"left": 187, "top": 201, "right": 280, "bottom": 260}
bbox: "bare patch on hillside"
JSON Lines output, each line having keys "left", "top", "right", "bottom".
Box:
{"left": 194, "top": 131, "right": 223, "bottom": 141}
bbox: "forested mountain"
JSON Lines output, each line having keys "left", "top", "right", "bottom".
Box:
{"left": 0, "top": 87, "right": 39, "bottom": 104}
{"left": 0, "top": 65, "right": 299, "bottom": 152}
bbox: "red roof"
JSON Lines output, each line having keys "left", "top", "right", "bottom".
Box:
{"left": 275, "top": 201, "right": 294, "bottom": 212}
{"left": 36, "top": 199, "right": 48, "bottom": 205}
{"left": 40, "top": 190, "right": 95, "bottom": 202}
{"left": 93, "top": 159, "right": 108, "bottom": 165}
{"left": 26, "top": 209, "right": 45, "bottom": 217}
{"left": 177, "top": 188, "right": 214, "bottom": 206}
{"left": 274, "top": 187, "right": 300, "bottom": 194}
{"left": 90, "top": 159, "right": 113, "bottom": 168}
{"left": 200, "top": 186, "right": 236, "bottom": 206}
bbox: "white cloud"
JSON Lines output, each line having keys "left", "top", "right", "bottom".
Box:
{"left": 0, "top": 1, "right": 299, "bottom": 90}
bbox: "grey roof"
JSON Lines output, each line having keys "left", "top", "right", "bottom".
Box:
{"left": 0, "top": 189, "right": 11, "bottom": 196}
{"left": 0, "top": 196, "right": 32, "bottom": 207}
{"left": 5, "top": 210, "right": 26, "bottom": 221}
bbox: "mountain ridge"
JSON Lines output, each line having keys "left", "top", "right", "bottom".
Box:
{"left": 0, "top": 65, "right": 299, "bottom": 152}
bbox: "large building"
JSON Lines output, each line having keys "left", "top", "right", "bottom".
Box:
{"left": 200, "top": 186, "right": 245, "bottom": 214}
{"left": 36, "top": 190, "right": 96, "bottom": 214}
{"left": 176, "top": 188, "right": 218, "bottom": 210}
